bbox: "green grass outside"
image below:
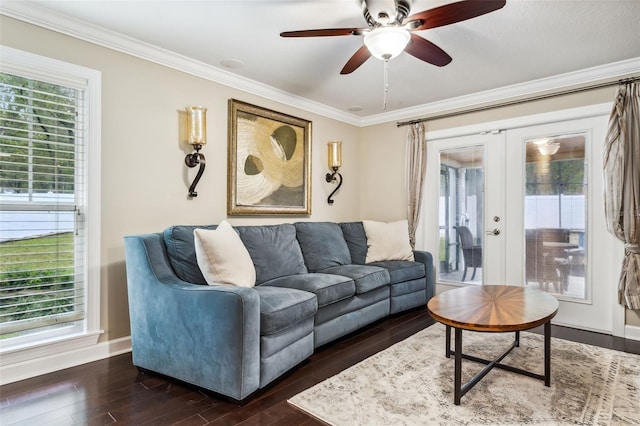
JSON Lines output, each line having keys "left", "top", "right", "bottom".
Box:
{"left": 0, "top": 232, "right": 74, "bottom": 274}
{"left": 0, "top": 233, "right": 75, "bottom": 334}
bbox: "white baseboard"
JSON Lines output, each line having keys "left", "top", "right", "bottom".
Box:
{"left": 1, "top": 336, "right": 131, "bottom": 385}
{"left": 625, "top": 324, "right": 640, "bottom": 342}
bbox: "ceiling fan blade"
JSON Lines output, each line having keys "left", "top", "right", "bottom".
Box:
{"left": 280, "top": 28, "right": 364, "bottom": 37}
{"left": 340, "top": 45, "right": 372, "bottom": 74}
{"left": 407, "top": 0, "right": 506, "bottom": 31}
{"left": 405, "top": 34, "right": 452, "bottom": 67}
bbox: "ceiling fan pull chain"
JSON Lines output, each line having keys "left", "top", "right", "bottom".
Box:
{"left": 383, "top": 58, "right": 389, "bottom": 110}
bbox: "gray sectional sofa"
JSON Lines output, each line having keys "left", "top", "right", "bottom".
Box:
{"left": 124, "top": 221, "right": 434, "bottom": 401}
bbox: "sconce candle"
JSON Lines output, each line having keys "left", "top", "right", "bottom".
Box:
{"left": 327, "top": 140, "right": 342, "bottom": 169}
{"left": 185, "top": 106, "right": 208, "bottom": 197}
{"left": 325, "top": 141, "right": 343, "bottom": 204}
{"left": 187, "top": 106, "right": 207, "bottom": 146}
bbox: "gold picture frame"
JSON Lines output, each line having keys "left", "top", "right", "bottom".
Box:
{"left": 227, "top": 99, "right": 312, "bottom": 215}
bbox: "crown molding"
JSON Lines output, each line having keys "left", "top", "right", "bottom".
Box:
{"left": 2, "top": 2, "right": 638, "bottom": 128}
{"left": 361, "top": 57, "right": 640, "bottom": 126}
{"left": 0, "top": 2, "right": 363, "bottom": 126}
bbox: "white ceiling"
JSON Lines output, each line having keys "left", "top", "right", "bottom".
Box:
{"left": 2, "top": 0, "right": 639, "bottom": 124}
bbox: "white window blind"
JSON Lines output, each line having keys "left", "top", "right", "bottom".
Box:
{"left": 0, "top": 72, "right": 87, "bottom": 337}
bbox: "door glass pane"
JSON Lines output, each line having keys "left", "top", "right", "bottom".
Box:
{"left": 439, "top": 147, "right": 484, "bottom": 285}
{"left": 524, "top": 134, "right": 587, "bottom": 299}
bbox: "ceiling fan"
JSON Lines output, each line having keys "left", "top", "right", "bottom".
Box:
{"left": 281, "top": 0, "right": 506, "bottom": 75}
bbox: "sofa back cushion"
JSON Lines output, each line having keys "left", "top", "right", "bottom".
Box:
{"left": 340, "top": 222, "right": 368, "bottom": 265}
{"left": 294, "top": 222, "right": 351, "bottom": 272}
{"left": 163, "top": 224, "right": 217, "bottom": 284}
{"left": 235, "top": 224, "right": 307, "bottom": 284}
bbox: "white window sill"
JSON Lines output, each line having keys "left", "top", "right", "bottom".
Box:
{"left": 1, "top": 330, "right": 103, "bottom": 366}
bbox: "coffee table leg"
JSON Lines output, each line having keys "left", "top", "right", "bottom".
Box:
{"left": 544, "top": 321, "right": 551, "bottom": 386}
{"left": 446, "top": 325, "right": 451, "bottom": 358}
{"left": 515, "top": 330, "right": 520, "bottom": 347}
{"left": 454, "top": 327, "right": 462, "bottom": 405}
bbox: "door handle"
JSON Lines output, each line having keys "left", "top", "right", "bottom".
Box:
{"left": 486, "top": 228, "right": 500, "bottom": 236}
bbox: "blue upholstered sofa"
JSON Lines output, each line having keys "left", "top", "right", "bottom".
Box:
{"left": 124, "top": 221, "right": 434, "bottom": 401}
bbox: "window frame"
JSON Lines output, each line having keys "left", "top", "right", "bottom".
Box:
{"left": 0, "top": 46, "right": 102, "bottom": 360}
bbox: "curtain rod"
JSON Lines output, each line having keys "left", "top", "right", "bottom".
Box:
{"left": 396, "top": 76, "right": 640, "bottom": 128}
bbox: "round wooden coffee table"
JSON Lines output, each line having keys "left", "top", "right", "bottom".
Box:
{"left": 427, "top": 285, "right": 559, "bottom": 405}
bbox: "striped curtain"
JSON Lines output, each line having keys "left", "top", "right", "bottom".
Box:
{"left": 406, "top": 122, "right": 427, "bottom": 249}
{"left": 603, "top": 82, "right": 640, "bottom": 309}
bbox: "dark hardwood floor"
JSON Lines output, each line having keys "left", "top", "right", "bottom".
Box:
{"left": 1, "top": 309, "right": 639, "bottom": 426}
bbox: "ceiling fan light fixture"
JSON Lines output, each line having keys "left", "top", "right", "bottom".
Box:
{"left": 364, "top": 27, "right": 410, "bottom": 60}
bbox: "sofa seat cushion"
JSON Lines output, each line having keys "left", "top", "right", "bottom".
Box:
{"left": 294, "top": 222, "right": 351, "bottom": 271}
{"left": 315, "top": 286, "right": 390, "bottom": 325}
{"left": 254, "top": 286, "right": 317, "bottom": 336}
{"left": 369, "top": 260, "right": 425, "bottom": 284}
{"left": 390, "top": 277, "right": 426, "bottom": 297}
{"left": 320, "top": 264, "right": 390, "bottom": 294}
{"left": 260, "top": 317, "right": 314, "bottom": 359}
{"left": 261, "top": 273, "right": 355, "bottom": 308}
{"left": 235, "top": 224, "right": 308, "bottom": 285}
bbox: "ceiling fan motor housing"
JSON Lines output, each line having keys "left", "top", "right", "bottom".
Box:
{"left": 362, "top": 0, "right": 412, "bottom": 26}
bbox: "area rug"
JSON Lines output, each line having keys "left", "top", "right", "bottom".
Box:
{"left": 288, "top": 324, "right": 640, "bottom": 425}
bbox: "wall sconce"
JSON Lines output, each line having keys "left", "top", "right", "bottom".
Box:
{"left": 325, "top": 140, "right": 343, "bottom": 204}
{"left": 185, "top": 106, "right": 207, "bottom": 197}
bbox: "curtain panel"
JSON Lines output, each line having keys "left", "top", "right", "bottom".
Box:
{"left": 406, "top": 122, "right": 426, "bottom": 249}
{"left": 603, "top": 82, "right": 640, "bottom": 310}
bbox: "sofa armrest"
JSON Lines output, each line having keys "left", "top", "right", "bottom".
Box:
{"left": 124, "top": 233, "right": 260, "bottom": 401}
{"left": 413, "top": 250, "right": 435, "bottom": 301}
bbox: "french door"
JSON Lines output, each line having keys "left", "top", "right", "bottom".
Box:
{"left": 421, "top": 109, "right": 620, "bottom": 333}
{"left": 429, "top": 132, "right": 505, "bottom": 287}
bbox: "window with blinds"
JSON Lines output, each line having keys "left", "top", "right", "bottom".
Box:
{"left": 0, "top": 72, "right": 87, "bottom": 339}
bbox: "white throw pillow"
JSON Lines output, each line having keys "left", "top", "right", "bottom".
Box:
{"left": 194, "top": 221, "right": 256, "bottom": 287}
{"left": 363, "top": 219, "right": 415, "bottom": 263}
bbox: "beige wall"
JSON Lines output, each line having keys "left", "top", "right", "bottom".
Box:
{"left": 358, "top": 123, "right": 409, "bottom": 221}
{"left": 1, "top": 16, "right": 362, "bottom": 341}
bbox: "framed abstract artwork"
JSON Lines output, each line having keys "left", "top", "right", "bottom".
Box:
{"left": 227, "top": 99, "right": 312, "bottom": 215}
